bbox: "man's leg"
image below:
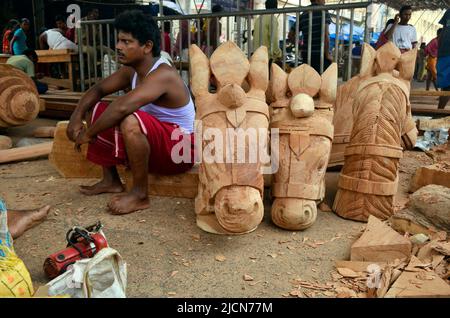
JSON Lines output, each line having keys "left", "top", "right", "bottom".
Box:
{"left": 79, "top": 166, "right": 124, "bottom": 195}
{"left": 108, "top": 115, "right": 150, "bottom": 215}
{"left": 7, "top": 206, "right": 50, "bottom": 239}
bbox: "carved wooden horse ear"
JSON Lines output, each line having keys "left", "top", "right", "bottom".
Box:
{"left": 269, "top": 63, "right": 336, "bottom": 230}
{"left": 189, "top": 42, "right": 270, "bottom": 235}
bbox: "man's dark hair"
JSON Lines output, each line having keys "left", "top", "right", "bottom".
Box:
{"left": 23, "top": 49, "right": 38, "bottom": 62}
{"left": 400, "top": 5, "right": 412, "bottom": 14}
{"left": 265, "top": 0, "right": 277, "bottom": 9}
{"left": 212, "top": 4, "right": 223, "bottom": 13}
{"left": 55, "top": 15, "right": 65, "bottom": 23}
{"left": 163, "top": 21, "right": 171, "bottom": 32}
{"left": 437, "top": 28, "right": 443, "bottom": 36}
{"left": 114, "top": 10, "right": 161, "bottom": 57}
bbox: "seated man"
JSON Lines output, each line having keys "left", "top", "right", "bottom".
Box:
{"left": 67, "top": 10, "right": 195, "bottom": 215}
{"left": 6, "top": 49, "right": 48, "bottom": 94}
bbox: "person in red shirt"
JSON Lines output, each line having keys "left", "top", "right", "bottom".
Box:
{"left": 424, "top": 28, "right": 442, "bottom": 91}
{"left": 55, "top": 15, "right": 75, "bottom": 43}
{"left": 2, "top": 19, "right": 19, "bottom": 53}
{"left": 161, "top": 21, "right": 172, "bottom": 54}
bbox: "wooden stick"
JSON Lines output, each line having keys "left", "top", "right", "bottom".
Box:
{"left": 411, "top": 90, "right": 450, "bottom": 97}
{"left": 32, "top": 126, "right": 56, "bottom": 138}
{"left": 0, "top": 142, "right": 53, "bottom": 164}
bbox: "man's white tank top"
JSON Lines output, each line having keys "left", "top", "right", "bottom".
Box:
{"left": 131, "top": 57, "right": 195, "bottom": 133}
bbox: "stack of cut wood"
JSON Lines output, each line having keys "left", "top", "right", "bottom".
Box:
{"left": 0, "top": 64, "right": 40, "bottom": 127}
{"left": 333, "top": 215, "right": 450, "bottom": 298}
{"left": 39, "top": 91, "right": 118, "bottom": 119}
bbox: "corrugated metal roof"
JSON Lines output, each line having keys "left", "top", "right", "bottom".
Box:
{"left": 374, "top": 0, "right": 449, "bottom": 11}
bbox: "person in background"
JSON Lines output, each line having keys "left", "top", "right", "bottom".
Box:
{"left": 55, "top": 14, "right": 75, "bottom": 43}
{"left": 437, "top": 9, "right": 450, "bottom": 109}
{"left": 375, "top": 19, "right": 394, "bottom": 49}
{"left": 351, "top": 41, "right": 362, "bottom": 77}
{"left": 10, "top": 18, "right": 30, "bottom": 55}
{"left": 425, "top": 29, "right": 442, "bottom": 91}
{"left": 299, "top": 0, "right": 332, "bottom": 74}
{"left": 161, "top": 21, "right": 172, "bottom": 54}
{"left": 2, "top": 19, "right": 19, "bottom": 54}
{"left": 201, "top": 4, "right": 223, "bottom": 55}
{"left": 39, "top": 28, "right": 78, "bottom": 51}
{"left": 384, "top": 5, "right": 417, "bottom": 52}
{"left": 6, "top": 49, "right": 48, "bottom": 94}
{"left": 253, "top": 0, "right": 282, "bottom": 65}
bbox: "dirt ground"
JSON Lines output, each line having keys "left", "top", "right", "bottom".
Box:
{"left": 0, "top": 118, "right": 434, "bottom": 298}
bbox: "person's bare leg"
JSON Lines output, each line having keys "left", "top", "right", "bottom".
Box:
{"left": 7, "top": 205, "right": 51, "bottom": 239}
{"left": 426, "top": 71, "right": 431, "bottom": 91}
{"left": 80, "top": 166, "right": 124, "bottom": 195}
{"left": 108, "top": 115, "right": 149, "bottom": 215}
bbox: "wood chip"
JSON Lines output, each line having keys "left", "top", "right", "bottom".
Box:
{"left": 268, "top": 253, "right": 277, "bottom": 258}
{"left": 215, "top": 254, "right": 226, "bottom": 262}
{"left": 191, "top": 234, "right": 200, "bottom": 241}
{"left": 138, "top": 219, "right": 146, "bottom": 223}
{"left": 337, "top": 268, "right": 361, "bottom": 278}
{"left": 243, "top": 274, "right": 254, "bottom": 281}
{"left": 170, "top": 271, "right": 178, "bottom": 278}
{"left": 289, "top": 289, "right": 304, "bottom": 297}
{"left": 167, "top": 292, "right": 176, "bottom": 296}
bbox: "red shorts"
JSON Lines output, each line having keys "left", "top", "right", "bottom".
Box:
{"left": 87, "top": 102, "right": 195, "bottom": 175}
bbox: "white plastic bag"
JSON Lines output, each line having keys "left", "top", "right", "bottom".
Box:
{"left": 47, "top": 247, "right": 127, "bottom": 298}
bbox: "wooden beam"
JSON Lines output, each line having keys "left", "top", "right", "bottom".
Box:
{"left": 412, "top": 107, "right": 450, "bottom": 116}
{"left": 40, "top": 77, "right": 72, "bottom": 89}
{"left": 0, "top": 142, "right": 53, "bottom": 164}
{"left": 411, "top": 90, "right": 450, "bottom": 97}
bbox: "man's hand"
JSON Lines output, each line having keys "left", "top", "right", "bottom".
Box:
{"left": 66, "top": 116, "right": 85, "bottom": 142}
{"left": 74, "top": 128, "right": 94, "bottom": 152}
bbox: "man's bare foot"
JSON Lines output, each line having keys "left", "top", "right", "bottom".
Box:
{"left": 108, "top": 193, "right": 149, "bottom": 215}
{"left": 7, "top": 205, "right": 51, "bottom": 239}
{"left": 79, "top": 179, "right": 124, "bottom": 196}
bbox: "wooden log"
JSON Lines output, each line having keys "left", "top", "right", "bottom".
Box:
{"left": 418, "top": 116, "right": 450, "bottom": 130}
{"left": 0, "top": 142, "right": 53, "bottom": 164}
{"left": 32, "top": 126, "right": 56, "bottom": 138}
{"left": 409, "top": 163, "right": 450, "bottom": 193}
{"left": 49, "top": 121, "right": 102, "bottom": 178}
{"left": 0, "top": 135, "right": 12, "bottom": 150}
{"left": 351, "top": 215, "right": 412, "bottom": 263}
{"left": 0, "top": 64, "right": 40, "bottom": 127}
{"left": 411, "top": 107, "right": 450, "bottom": 116}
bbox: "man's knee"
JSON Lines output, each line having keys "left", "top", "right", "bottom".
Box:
{"left": 120, "top": 115, "right": 142, "bottom": 136}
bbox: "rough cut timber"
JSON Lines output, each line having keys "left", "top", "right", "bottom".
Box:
{"left": 0, "top": 142, "right": 53, "bottom": 164}
{"left": 49, "top": 121, "right": 102, "bottom": 178}
{"left": 268, "top": 62, "right": 336, "bottom": 230}
{"left": 32, "top": 126, "right": 56, "bottom": 138}
{"left": 0, "top": 64, "right": 40, "bottom": 127}
{"left": 333, "top": 42, "right": 418, "bottom": 221}
{"left": 418, "top": 116, "right": 450, "bottom": 130}
{"left": 409, "top": 163, "right": 450, "bottom": 193}
{"left": 384, "top": 270, "right": 450, "bottom": 298}
{"left": 190, "top": 42, "right": 269, "bottom": 235}
{"left": 0, "top": 135, "right": 12, "bottom": 150}
{"left": 351, "top": 215, "right": 412, "bottom": 262}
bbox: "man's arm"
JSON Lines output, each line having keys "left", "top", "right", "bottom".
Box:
{"left": 39, "top": 33, "right": 48, "bottom": 50}
{"left": 83, "top": 66, "right": 172, "bottom": 139}
{"left": 67, "top": 66, "right": 133, "bottom": 141}
{"left": 9, "top": 36, "right": 17, "bottom": 54}
{"left": 384, "top": 14, "right": 400, "bottom": 41}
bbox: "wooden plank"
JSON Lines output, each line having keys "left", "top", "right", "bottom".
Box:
{"left": 384, "top": 270, "right": 450, "bottom": 298}
{"left": 351, "top": 215, "right": 412, "bottom": 263}
{"left": 411, "top": 90, "right": 450, "bottom": 97}
{"left": 36, "top": 49, "right": 71, "bottom": 56}
{"left": 40, "top": 77, "right": 72, "bottom": 89}
{"left": 409, "top": 163, "right": 450, "bottom": 193}
{"left": 0, "top": 142, "right": 53, "bottom": 164}
{"left": 418, "top": 116, "right": 450, "bottom": 130}
{"left": 412, "top": 107, "right": 450, "bottom": 116}
{"left": 44, "top": 101, "right": 77, "bottom": 112}
{"left": 335, "top": 260, "right": 386, "bottom": 273}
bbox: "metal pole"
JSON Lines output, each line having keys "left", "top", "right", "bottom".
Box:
{"left": 335, "top": 9, "right": 340, "bottom": 63}
{"left": 247, "top": 15, "right": 252, "bottom": 58}
{"left": 197, "top": 18, "right": 201, "bottom": 46}
{"left": 295, "top": 11, "right": 299, "bottom": 67}
{"left": 347, "top": 9, "right": 354, "bottom": 81}
{"left": 320, "top": 11, "right": 325, "bottom": 74}
{"left": 78, "top": 25, "right": 85, "bottom": 91}
{"left": 270, "top": 14, "right": 274, "bottom": 58}
{"left": 237, "top": 0, "right": 241, "bottom": 48}
{"left": 308, "top": 11, "right": 312, "bottom": 65}
{"left": 206, "top": 18, "right": 210, "bottom": 57}
{"left": 107, "top": 24, "right": 111, "bottom": 78}
{"left": 259, "top": 14, "right": 263, "bottom": 47}
{"left": 93, "top": 24, "right": 98, "bottom": 81}
{"left": 99, "top": 24, "right": 104, "bottom": 78}
{"left": 227, "top": 16, "right": 230, "bottom": 41}
{"left": 282, "top": 13, "right": 286, "bottom": 70}
{"left": 86, "top": 25, "right": 91, "bottom": 88}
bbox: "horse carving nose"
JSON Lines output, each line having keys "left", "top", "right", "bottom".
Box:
{"left": 290, "top": 93, "right": 314, "bottom": 118}
{"left": 217, "top": 83, "right": 246, "bottom": 109}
